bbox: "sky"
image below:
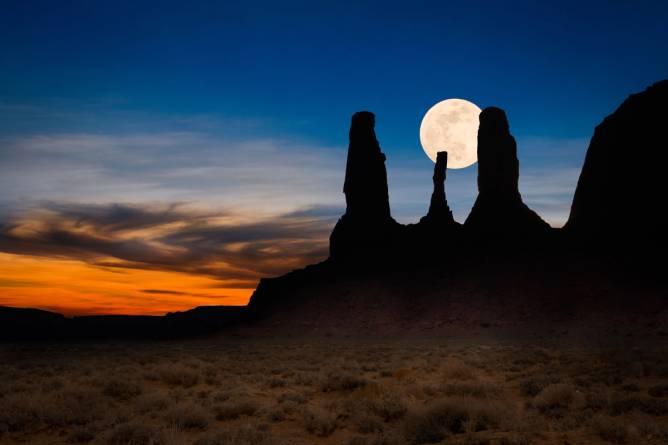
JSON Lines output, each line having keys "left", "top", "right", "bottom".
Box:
{"left": 1, "top": 0, "right": 667, "bottom": 315}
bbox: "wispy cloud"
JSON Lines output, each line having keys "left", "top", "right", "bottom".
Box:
{"left": 0, "top": 202, "right": 337, "bottom": 287}
{"left": 0, "top": 130, "right": 349, "bottom": 214}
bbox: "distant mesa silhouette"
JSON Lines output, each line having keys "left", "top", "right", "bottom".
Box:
{"left": 0, "top": 305, "right": 247, "bottom": 341}
{"left": 464, "top": 107, "right": 550, "bottom": 240}
{"left": 566, "top": 79, "right": 668, "bottom": 254}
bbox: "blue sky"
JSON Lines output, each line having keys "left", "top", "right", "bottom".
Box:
{"left": 2, "top": 0, "right": 668, "bottom": 222}
{"left": 1, "top": 1, "right": 668, "bottom": 313}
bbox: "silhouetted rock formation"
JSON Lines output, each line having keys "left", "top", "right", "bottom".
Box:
{"left": 465, "top": 107, "right": 550, "bottom": 240}
{"left": 0, "top": 306, "right": 67, "bottom": 340}
{"left": 0, "top": 305, "right": 248, "bottom": 341}
{"left": 419, "top": 151, "right": 456, "bottom": 226}
{"left": 330, "top": 111, "right": 399, "bottom": 259}
{"left": 8, "top": 81, "right": 668, "bottom": 341}
{"left": 343, "top": 111, "right": 392, "bottom": 220}
{"left": 566, "top": 80, "right": 668, "bottom": 254}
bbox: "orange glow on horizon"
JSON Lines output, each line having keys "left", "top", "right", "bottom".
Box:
{"left": 0, "top": 253, "right": 254, "bottom": 316}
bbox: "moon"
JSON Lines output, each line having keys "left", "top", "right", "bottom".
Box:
{"left": 419, "top": 98, "right": 481, "bottom": 168}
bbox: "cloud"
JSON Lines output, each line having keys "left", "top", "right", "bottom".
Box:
{"left": 0, "top": 131, "right": 348, "bottom": 216}
{"left": 141, "top": 289, "right": 191, "bottom": 295}
{"left": 141, "top": 289, "right": 237, "bottom": 300}
{"left": 0, "top": 202, "right": 337, "bottom": 287}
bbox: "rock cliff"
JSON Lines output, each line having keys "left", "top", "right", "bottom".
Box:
{"left": 566, "top": 80, "right": 668, "bottom": 254}
{"left": 464, "top": 107, "right": 550, "bottom": 240}
{"left": 329, "top": 111, "right": 400, "bottom": 259}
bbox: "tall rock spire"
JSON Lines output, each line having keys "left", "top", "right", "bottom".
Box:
{"left": 342, "top": 111, "right": 391, "bottom": 220}
{"left": 330, "top": 111, "right": 398, "bottom": 259}
{"left": 464, "top": 107, "right": 550, "bottom": 239}
{"left": 420, "top": 151, "right": 455, "bottom": 225}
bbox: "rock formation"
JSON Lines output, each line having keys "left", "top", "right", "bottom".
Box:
{"left": 342, "top": 111, "right": 392, "bottom": 221}
{"left": 464, "top": 107, "right": 550, "bottom": 240}
{"left": 329, "top": 111, "right": 399, "bottom": 259}
{"left": 8, "top": 80, "right": 668, "bottom": 340}
{"left": 247, "top": 82, "right": 667, "bottom": 336}
{"left": 419, "top": 151, "right": 456, "bottom": 227}
{"left": 566, "top": 80, "right": 668, "bottom": 253}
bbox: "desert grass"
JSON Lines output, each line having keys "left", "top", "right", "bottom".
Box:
{"left": 0, "top": 339, "right": 667, "bottom": 444}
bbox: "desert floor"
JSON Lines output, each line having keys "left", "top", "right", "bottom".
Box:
{"left": 1, "top": 337, "right": 667, "bottom": 445}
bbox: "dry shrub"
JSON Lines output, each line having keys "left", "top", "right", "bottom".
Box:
{"left": 304, "top": 405, "right": 337, "bottom": 437}
{"left": 532, "top": 384, "right": 584, "bottom": 418}
{"left": 369, "top": 392, "right": 408, "bottom": 422}
{"left": 42, "top": 377, "right": 65, "bottom": 392}
{"left": 259, "top": 403, "right": 288, "bottom": 422}
{"left": 393, "top": 368, "right": 412, "bottom": 380}
{"left": 68, "top": 424, "right": 97, "bottom": 443}
{"left": 15, "top": 388, "right": 104, "bottom": 428}
{"left": 0, "top": 393, "right": 41, "bottom": 432}
{"left": 154, "top": 364, "right": 199, "bottom": 388}
{"left": 403, "top": 398, "right": 510, "bottom": 444}
{"left": 343, "top": 395, "right": 385, "bottom": 433}
{"left": 321, "top": 371, "right": 367, "bottom": 392}
{"left": 443, "top": 382, "right": 502, "bottom": 399}
{"left": 347, "top": 433, "right": 402, "bottom": 445}
{"left": 277, "top": 390, "right": 308, "bottom": 404}
{"left": 354, "top": 412, "right": 384, "bottom": 433}
{"left": 292, "top": 371, "right": 318, "bottom": 386}
{"left": 164, "top": 402, "right": 210, "bottom": 430}
{"left": 106, "top": 422, "right": 158, "bottom": 445}
{"left": 608, "top": 394, "right": 668, "bottom": 416}
{"left": 619, "top": 383, "right": 640, "bottom": 393}
{"left": 637, "top": 419, "right": 668, "bottom": 442}
{"left": 584, "top": 388, "right": 609, "bottom": 412}
{"left": 518, "top": 376, "right": 552, "bottom": 397}
{"left": 157, "top": 426, "right": 187, "bottom": 445}
{"left": 498, "top": 434, "right": 531, "bottom": 445}
{"left": 265, "top": 376, "right": 285, "bottom": 388}
{"left": 213, "top": 398, "right": 260, "bottom": 420}
{"left": 194, "top": 422, "right": 271, "bottom": 445}
{"left": 346, "top": 386, "right": 408, "bottom": 423}
{"left": 648, "top": 384, "right": 668, "bottom": 398}
{"left": 592, "top": 415, "right": 630, "bottom": 444}
{"left": 102, "top": 378, "right": 142, "bottom": 400}
{"left": 201, "top": 365, "right": 220, "bottom": 385}
{"left": 134, "top": 393, "right": 170, "bottom": 414}
{"left": 442, "top": 359, "right": 474, "bottom": 380}
{"left": 211, "top": 388, "right": 246, "bottom": 403}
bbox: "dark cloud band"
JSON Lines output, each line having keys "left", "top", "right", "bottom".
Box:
{"left": 0, "top": 202, "right": 340, "bottom": 286}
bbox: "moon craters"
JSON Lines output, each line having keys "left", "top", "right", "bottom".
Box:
{"left": 419, "top": 98, "right": 481, "bottom": 169}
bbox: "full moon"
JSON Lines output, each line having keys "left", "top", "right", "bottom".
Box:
{"left": 419, "top": 98, "right": 481, "bottom": 168}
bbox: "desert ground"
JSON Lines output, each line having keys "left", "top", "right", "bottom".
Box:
{"left": 1, "top": 337, "right": 667, "bottom": 445}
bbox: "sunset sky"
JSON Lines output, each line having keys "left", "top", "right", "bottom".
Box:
{"left": 2, "top": 1, "right": 668, "bottom": 315}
